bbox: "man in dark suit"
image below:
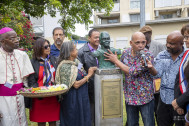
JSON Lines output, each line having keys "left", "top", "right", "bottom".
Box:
{"left": 78, "top": 28, "right": 100, "bottom": 126}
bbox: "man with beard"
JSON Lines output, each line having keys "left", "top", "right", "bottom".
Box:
{"left": 154, "top": 31, "right": 185, "bottom": 126}
{"left": 50, "top": 27, "right": 65, "bottom": 57}
{"left": 0, "top": 27, "right": 34, "bottom": 126}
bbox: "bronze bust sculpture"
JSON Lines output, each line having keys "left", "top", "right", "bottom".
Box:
{"left": 93, "top": 31, "right": 121, "bottom": 69}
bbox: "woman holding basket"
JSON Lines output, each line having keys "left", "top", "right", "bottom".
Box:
{"left": 55, "top": 41, "right": 97, "bottom": 126}
{"left": 28, "top": 38, "right": 60, "bottom": 126}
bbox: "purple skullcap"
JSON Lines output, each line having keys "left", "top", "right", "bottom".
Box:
{"left": 0, "top": 27, "right": 14, "bottom": 35}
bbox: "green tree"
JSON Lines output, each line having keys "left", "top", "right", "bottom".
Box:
{"left": 72, "top": 34, "right": 80, "bottom": 40}
{"left": 0, "top": 7, "right": 35, "bottom": 54}
{"left": 0, "top": 0, "right": 114, "bottom": 37}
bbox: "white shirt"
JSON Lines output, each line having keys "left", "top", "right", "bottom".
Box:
{"left": 0, "top": 48, "right": 34, "bottom": 85}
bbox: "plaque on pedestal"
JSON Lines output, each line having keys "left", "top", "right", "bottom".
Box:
{"left": 94, "top": 68, "right": 123, "bottom": 126}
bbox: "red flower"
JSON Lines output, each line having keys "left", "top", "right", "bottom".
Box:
{"left": 21, "top": 11, "right": 25, "bottom": 17}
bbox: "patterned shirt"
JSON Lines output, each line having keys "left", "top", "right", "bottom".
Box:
{"left": 121, "top": 48, "right": 154, "bottom": 105}
{"left": 154, "top": 49, "right": 185, "bottom": 104}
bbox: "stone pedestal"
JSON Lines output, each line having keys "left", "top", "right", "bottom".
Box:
{"left": 94, "top": 68, "right": 123, "bottom": 126}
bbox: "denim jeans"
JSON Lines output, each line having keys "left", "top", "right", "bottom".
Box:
{"left": 126, "top": 100, "right": 155, "bottom": 126}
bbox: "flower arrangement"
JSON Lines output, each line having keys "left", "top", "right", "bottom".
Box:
{"left": 0, "top": 8, "right": 35, "bottom": 57}
{"left": 17, "top": 84, "right": 68, "bottom": 94}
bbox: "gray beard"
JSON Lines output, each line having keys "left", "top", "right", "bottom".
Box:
{"left": 56, "top": 40, "right": 62, "bottom": 45}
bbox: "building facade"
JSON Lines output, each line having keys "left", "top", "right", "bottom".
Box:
{"left": 30, "top": 12, "right": 69, "bottom": 44}
{"left": 92, "top": 0, "right": 189, "bottom": 49}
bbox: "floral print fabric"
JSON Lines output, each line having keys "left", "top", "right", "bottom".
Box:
{"left": 154, "top": 50, "right": 185, "bottom": 104}
{"left": 121, "top": 48, "right": 154, "bottom": 105}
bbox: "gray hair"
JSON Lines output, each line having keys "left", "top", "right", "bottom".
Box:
{"left": 0, "top": 34, "right": 6, "bottom": 43}
{"left": 52, "top": 27, "right": 65, "bottom": 35}
{"left": 0, "top": 34, "right": 6, "bottom": 41}
{"left": 0, "top": 34, "right": 2, "bottom": 47}
{"left": 58, "top": 41, "right": 75, "bottom": 64}
{"left": 0, "top": 34, "right": 2, "bottom": 42}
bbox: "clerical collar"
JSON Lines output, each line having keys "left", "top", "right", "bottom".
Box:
{"left": 0, "top": 47, "right": 14, "bottom": 56}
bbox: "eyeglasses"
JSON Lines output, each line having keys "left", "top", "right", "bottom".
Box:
{"left": 44, "top": 45, "right": 50, "bottom": 49}
{"left": 184, "top": 35, "right": 189, "bottom": 40}
{"left": 9, "top": 37, "right": 20, "bottom": 41}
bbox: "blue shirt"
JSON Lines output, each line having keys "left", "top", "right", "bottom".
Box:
{"left": 154, "top": 49, "right": 185, "bottom": 104}
{"left": 50, "top": 44, "right": 60, "bottom": 57}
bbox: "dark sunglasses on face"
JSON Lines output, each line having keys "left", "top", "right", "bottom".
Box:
{"left": 44, "top": 45, "right": 50, "bottom": 49}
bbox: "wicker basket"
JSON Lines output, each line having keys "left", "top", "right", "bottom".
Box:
{"left": 19, "top": 89, "right": 68, "bottom": 98}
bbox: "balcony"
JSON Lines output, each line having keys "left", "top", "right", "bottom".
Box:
{"left": 95, "top": 13, "right": 120, "bottom": 25}
{"left": 96, "top": 3, "right": 120, "bottom": 13}
{"left": 155, "top": 0, "right": 181, "bottom": 8}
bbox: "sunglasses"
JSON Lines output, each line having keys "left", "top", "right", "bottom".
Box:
{"left": 44, "top": 45, "right": 50, "bottom": 49}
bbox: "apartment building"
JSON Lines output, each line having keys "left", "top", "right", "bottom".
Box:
{"left": 30, "top": 12, "right": 69, "bottom": 44}
{"left": 92, "top": 0, "right": 189, "bottom": 49}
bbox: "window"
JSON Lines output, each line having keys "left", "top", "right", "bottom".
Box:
{"left": 30, "top": 17, "right": 43, "bottom": 26}
{"left": 160, "top": 14, "right": 173, "bottom": 19}
{"left": 130, "top": 14, "right": 140, "bottom": 22}
{"left": 108, "top": 19, "right": 119, "bottom": 24}
{"left": 130, "top": 0, "right": 140, "bottom": 9}
{"left": 185, "top": 0, "right": 189, "bottom": 5}
{"left": 155, "top": 0, "right": 181, "bottom": 8}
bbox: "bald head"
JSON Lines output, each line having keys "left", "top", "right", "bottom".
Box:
{"left": 130, "top": 32, "right": 146, "bottom": 52}
{"left": 166, "top": 31, "right": 184, "bottom": 55}
{"left": 167, "top": 31, "right": 184, "bottom": 44}
{"left": 131, "top": 32, "right": 146, "bottom": 41}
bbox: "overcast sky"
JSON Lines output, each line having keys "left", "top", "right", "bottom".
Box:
{"left": 74, "top": 23, "right": 93, "bottom": 37}
{"left": 73, "top": 13, "right": 93, "bottom": 37}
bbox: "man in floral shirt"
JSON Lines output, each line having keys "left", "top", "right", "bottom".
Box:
{"left": 104, "top": 32, "right": 157, "bottom": 126}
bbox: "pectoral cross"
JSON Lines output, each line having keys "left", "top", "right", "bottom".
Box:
{"left": 11, "top": 77, "right": 16, "bottom": 84}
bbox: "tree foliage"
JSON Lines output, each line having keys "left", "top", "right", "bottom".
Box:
{"left": 72, "top": 34, "right": 80, "bottom": 40}
{"left": 0, "top": 0, "right": 114, "bottom": 37}
{"left": 0, "top": 7, "right": 35, "bottom": 52}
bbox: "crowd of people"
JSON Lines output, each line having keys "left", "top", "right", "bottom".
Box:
{"left": 0, "top": 24, "right": 189, "bottom": 126}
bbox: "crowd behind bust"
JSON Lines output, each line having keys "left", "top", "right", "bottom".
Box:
{"left": 0, "top": 24, "right": 189, "bottom": 126}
